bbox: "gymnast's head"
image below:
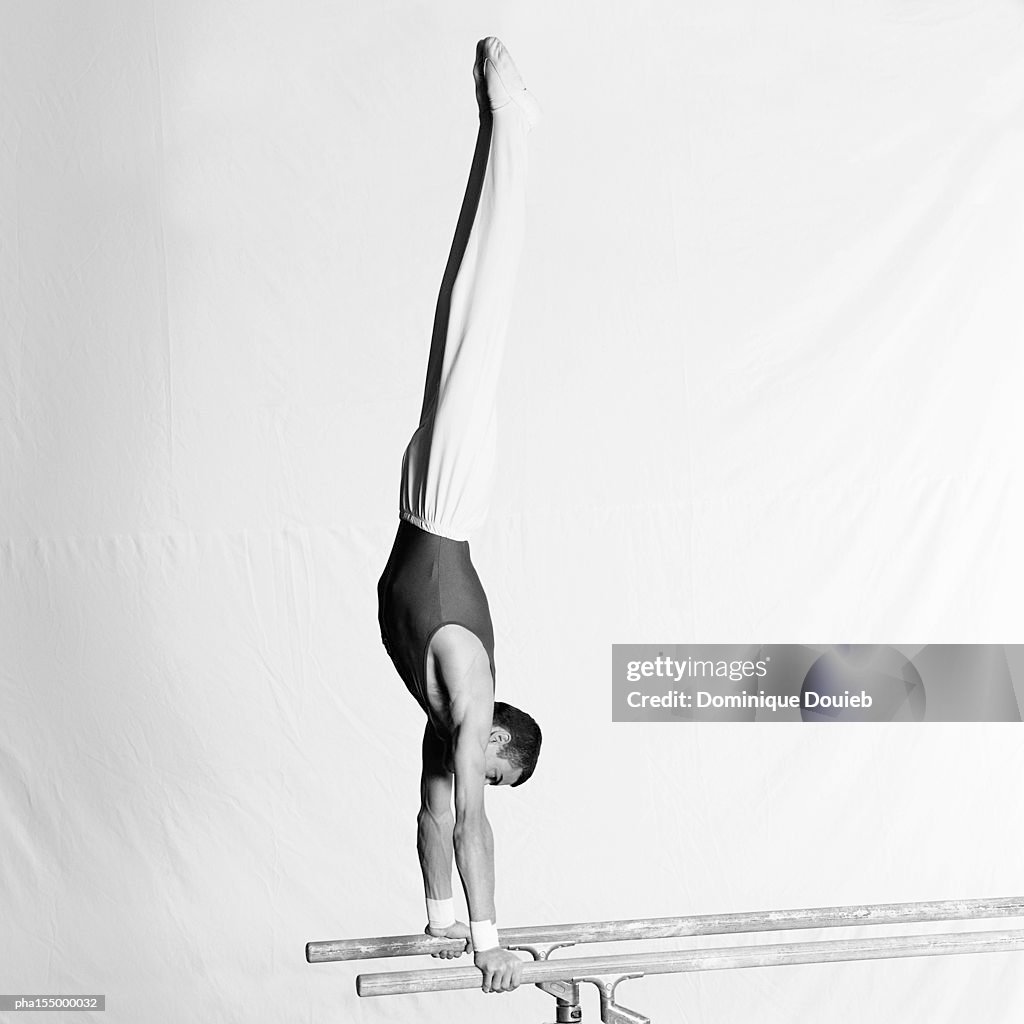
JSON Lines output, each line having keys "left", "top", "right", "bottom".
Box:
{"left": 486, "top": 701, "right": 542, "bottom": 787}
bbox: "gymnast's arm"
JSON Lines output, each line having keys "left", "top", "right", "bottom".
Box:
{"left": 449, "top": 691, "right": 498, "bottom": 924}
{"left": 417, "top": 723, "right": 470, "bottom": 958}
{"left": 446, "top": 646, "right": 523, "bottom": 992}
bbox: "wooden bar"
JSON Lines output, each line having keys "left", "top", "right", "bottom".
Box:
{"left": 356, "top": 928, "right": 1024, "bottom": 996}
{"left": 306, "top": 895, "right": 1024, "bottom": 963}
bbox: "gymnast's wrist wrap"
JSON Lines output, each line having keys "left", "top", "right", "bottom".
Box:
{"left": 470, "top": 919, "right": 500, "bottom": 953}
{"left": 426, "top": 897, "right": 456, "bottom": 929}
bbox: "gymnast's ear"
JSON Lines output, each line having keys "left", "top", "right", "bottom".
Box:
{"left": 489, "top": 726, "right": 512, "bottom": 747}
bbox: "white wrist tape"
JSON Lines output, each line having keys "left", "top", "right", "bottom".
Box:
{"left": 470, "top": 919, "right": 500, "bottom": 952}
{"left": 426, "top": 897, "right": 456, "bottom": 929}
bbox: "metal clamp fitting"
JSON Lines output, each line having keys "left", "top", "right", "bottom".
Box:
{"left": 574, "top": 973, "right": 649, "bottom": 1024}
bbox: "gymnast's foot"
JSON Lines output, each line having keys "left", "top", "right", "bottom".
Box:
{"left": 474, "top": 36, "right": 542, "bottom": 129}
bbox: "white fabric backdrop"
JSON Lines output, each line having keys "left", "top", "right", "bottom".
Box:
{"left": 3, "top": 1, "right": 1023, "bottom": 1021}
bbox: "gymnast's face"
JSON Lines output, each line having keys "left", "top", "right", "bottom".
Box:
{"left": 484, "top": 727, "right": 521, "bottom": 787}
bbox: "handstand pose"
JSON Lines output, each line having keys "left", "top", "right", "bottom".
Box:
{"left": 376, "top": 38, "right": 543, "bottom": 994}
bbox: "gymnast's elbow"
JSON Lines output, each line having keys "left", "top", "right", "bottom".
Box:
{"left": 453, "top": 812, "right": 493, "bottom": 857}
{"left": 417, "top": 803, "right": 454, "bottom": 836}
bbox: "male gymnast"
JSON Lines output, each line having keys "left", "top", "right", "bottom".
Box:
{"left": 376, "top": 38, "right": 543, "bottom": 995}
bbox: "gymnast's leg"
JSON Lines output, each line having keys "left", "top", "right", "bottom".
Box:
{"left": 399, "top": 37, "right": 541, "bottom": 542}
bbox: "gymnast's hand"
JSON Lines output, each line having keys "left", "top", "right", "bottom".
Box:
{"left": 474, "top": 945, "right": 524, "bottom": 993}
{"left": 426, "top": 920, "right": 470, "bottom": 959}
